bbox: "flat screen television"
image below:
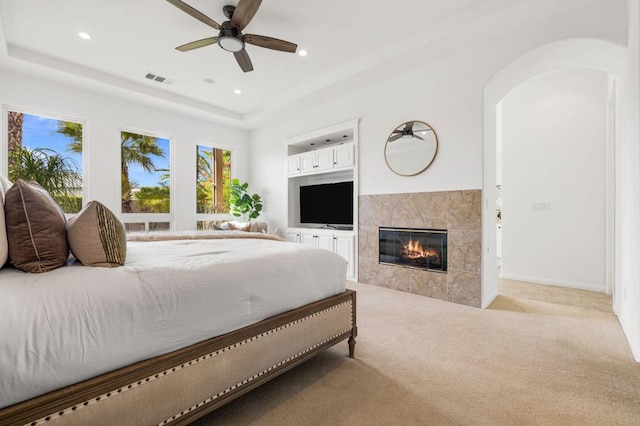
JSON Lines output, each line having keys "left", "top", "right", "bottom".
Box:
{"left": 299, "top": 181, "right": 353, "bottom": 227}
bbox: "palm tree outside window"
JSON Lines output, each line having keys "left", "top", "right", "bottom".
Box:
{"left": 7, "top": 111, "right": 83, "bottom": 213}
{"left": 196, "top": 145, "right": 232, "bottom": 214}
{"left": 120, "top": 131, "right": 170, "bottom": 214}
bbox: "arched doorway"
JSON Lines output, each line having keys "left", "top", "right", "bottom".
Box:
{"left": 481, "top": 38, "right": 626, "bottom": 308}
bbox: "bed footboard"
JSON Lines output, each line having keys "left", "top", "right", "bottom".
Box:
{"left": 0, "top": 290, "right": 357, "bottom": 426}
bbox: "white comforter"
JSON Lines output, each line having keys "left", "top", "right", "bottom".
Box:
{"left": 0, "top": 237, "right": 347, "bottom": 408}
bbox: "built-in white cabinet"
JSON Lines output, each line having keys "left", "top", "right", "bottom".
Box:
{"left": 333, "top": 143, "right": 355, "bottom": 169}
{"left": 287, "top": 142, "right": 354, "bottom": 176}
{"left": 286, "top": 156, "right": 300, "bottom": 175}
{"left": 289, "top": 228, "right": 355, "bottom": 279}
{"left": 286, "top": 120, "right": 359, "bottom": 281}
{"left": 286, "top": 230, "right": 301, "bottom": 243}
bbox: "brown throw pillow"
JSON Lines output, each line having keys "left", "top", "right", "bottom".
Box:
{"left": 67, "top": 201, "right": 126, "bottom": 267}
{"left": 5, "top": 180, "right": 69, "bottom": 273}
{"left": 0, "top": 190, "right": 8, "bottom": 267}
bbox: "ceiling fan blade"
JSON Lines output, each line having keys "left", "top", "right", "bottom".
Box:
{"left": 244, "top": 34, "right": 297, "bottom": 53}
{"left": 166, "top": 0, "right": 221, "bottom": 30}
{"left": 234, "top": 49, "right": 254, "bottom": 72}
{"left": 405, "top": 121, "right": 414, "bottom": 132}
{"left": 231, "top": 0, "right": 262, "bottom": 31}
{"left": 413, "top": 135, "right": 425, "bottom": 141}
{"left": 176, "top": 37, "right": 218, "bottom": 52}
{"left": 388, "top": 134, "right": 402, "bottom": 142}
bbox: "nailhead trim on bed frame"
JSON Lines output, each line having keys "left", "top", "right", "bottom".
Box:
{"left": 27, "top": 300, "right": 353, "bottom": 426}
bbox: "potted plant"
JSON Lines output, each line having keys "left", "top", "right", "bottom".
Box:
{"left": 230, "top": 178, "right": 263, "bottom": 222}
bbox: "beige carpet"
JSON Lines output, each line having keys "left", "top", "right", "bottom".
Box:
{"left": 192, "top": 281, "right": 640, "bottom": 425}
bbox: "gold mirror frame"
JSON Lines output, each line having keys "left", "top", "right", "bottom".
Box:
{"left": 384, "top": 120, "right": 438, "bottom": 176}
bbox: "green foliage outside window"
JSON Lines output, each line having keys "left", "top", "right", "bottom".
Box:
{"left": 134, "top": 186, "right": 170, "bottom": 213}
{"left": 7, "top": 113, "right": 83, "bottom": 213}
{"left": 121, "top": 131, "right": 169, "bottom": 214}
{"left": 196, "top": 146, "right": 231, "bottom": 214}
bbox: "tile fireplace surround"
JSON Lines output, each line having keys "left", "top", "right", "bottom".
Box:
{"left": 359, "top": 190, "right": 481, "bottom": 307}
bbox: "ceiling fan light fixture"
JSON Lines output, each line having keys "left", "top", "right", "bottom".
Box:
{"left": 218, "top": 23, "right": 244, "bottom": 52}
{"left": 167, "top": 0, "right": 298, "bottom": 72}
{"left": 219, "top": 35, "right": 244, "bottom": 52}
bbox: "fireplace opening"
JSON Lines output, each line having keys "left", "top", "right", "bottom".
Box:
{"left": 379, "top": 227, "right": 447, "bottom": 272}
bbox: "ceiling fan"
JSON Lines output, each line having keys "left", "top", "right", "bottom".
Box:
{"left": 166, "top": 0, "right": 298, "bottom": 73}
{"left": 388, "top": 121, "right": 430, "bottom": 142}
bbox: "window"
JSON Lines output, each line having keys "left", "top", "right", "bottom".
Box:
{"left": 7, "top": 110, "right": 83, "bottom": 213}
{"left": 196, "top": 145, "right": 232, "bottom": 214}
{"left": 121, "top": 131, "right": 170, "bottom": 214}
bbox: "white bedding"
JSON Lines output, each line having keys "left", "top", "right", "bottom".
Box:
{"left": 0, "top": 237, "right": 347, "bottom": 409}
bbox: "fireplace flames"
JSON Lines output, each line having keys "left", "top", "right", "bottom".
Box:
{"left": 402, "top": 239, "right": 440, "bottom": 261}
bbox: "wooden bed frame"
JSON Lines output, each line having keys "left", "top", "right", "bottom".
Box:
{"left": 0, "top": 290, "right": 357, "bottom": 426}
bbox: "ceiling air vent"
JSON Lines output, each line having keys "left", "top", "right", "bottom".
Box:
{"left": 144, "top": 72, "right": 175, "bottom": 85}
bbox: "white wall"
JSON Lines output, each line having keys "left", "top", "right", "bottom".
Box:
{"left": 615, "top": 0, "right": 640, "bottom": 361}
{"left": 0, "top": 69, "right": 250, "bottom": 230}
{"left": 499, "top": 69, "right": 608, "bottom": 291}
{"left": 250, "top": 2, "right": 627, "bottom": 238}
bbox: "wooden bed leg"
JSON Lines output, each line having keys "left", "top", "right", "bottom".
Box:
{"left": 348, "top": 336, "right": 356, "bottom": 358}
{"left": 348, "top": 291, "right": 357, "bottom": 358}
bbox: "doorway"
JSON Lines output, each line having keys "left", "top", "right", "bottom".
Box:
{"left": 496, "top": 68, "right": 610, "bottom": 299}
{"left": 481, "top": 38, "right": 625, "bottom": 309}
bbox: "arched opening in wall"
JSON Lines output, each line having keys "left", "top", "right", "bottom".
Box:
{"left": 495, "top": 69, "right": 613, "bottom": 310}
{"left": 481, "top": 38, "right": 625, "bottom": 311}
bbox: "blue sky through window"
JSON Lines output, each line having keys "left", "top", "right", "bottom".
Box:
{"left": 127, "top": 137, "right": 170, "bottom": 187}
{"left": 21, "top": 114, "right": 170, "bottom": 188}
{"left": 22, "top": 113, "right": 82, "bottom": 170}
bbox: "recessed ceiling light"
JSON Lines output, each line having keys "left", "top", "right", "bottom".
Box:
{"left": 234, "top": 89, "right": 242, "bottom": 95}
{"left": 78, "top": 32, "right": 92, "bottom": 40}
{"left": 298, "top": 49, "right": 308, "bottom": 57}
{"left": 203, "top": 78, "right": 215, "bottom": 84}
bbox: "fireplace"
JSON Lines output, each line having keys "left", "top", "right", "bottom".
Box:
{"left": 379, "top": 227, "right": 448, "bottom": 273}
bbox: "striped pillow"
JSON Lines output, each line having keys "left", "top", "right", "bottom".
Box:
{"left": 67, "top": 201, "right": 126, "bottom": 267}
{"left": 5, "top": 180, "right": 68, "bottom": 273}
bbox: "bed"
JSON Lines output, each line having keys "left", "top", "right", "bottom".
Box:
{"left": 0, "top": 232, "right": 357, "bottom": 426}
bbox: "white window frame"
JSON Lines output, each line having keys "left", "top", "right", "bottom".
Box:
{"left": 195, "top": 142, "right": 236, "bottom": 225}
{"left": 119, "top": 126, "right": 174, "bottom": 231}
{"left": 1, "top": 104, "right": 88, "bottom": 214}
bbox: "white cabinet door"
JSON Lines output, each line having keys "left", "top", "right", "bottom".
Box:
{"left": 334, "top": 234, "right": 354, "bottom": 278}
{"left": 299, "top": 152, "right": 317, "bottom": 173}
{"left": 287, "top": 156, "right": 301, "bottom": 175}
{"left": 333, "top": 144, "right": 354, "bottom": 169}
{"left": 315, "top": 148, "right": 334, "bottom": 172}
{"left": 286, "top": 230, "right": 301, "bottom": 243}
{"left": 300, "top": 232, "right": 316, "bottom": 247}
{"left": 316, "top": 234, "right": 334, "bottom": 251}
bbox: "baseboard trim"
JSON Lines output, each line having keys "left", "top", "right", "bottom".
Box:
{"left": 482, "top": 287, "right": 498, "bottom": 309}
{"left": 618, "top": 314, "right": 640, "bottom": 362}
{"left": 499, "top": 273, "right": 606, "bottom": 293}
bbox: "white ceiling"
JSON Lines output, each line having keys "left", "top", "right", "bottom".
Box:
{"left": 0, "top": 0, "right": 624, "bottom": 128}
{"left": 0, "top": 0, "right": 493, "bottom": 126}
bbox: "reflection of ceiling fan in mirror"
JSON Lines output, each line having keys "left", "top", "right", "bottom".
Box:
{"left": 166, "top": 0, "right": 298, "bottom": 72}
{"left": 388, "top": 121, "right": 433, "bottom": 142}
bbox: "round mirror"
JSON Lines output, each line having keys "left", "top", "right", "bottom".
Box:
{"left": 384, "top": 121, "right": 438, "bottom": 176}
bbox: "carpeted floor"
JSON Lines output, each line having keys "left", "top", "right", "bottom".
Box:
{"left": 191, "top": 281, "right": 640, "bottom": 425}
